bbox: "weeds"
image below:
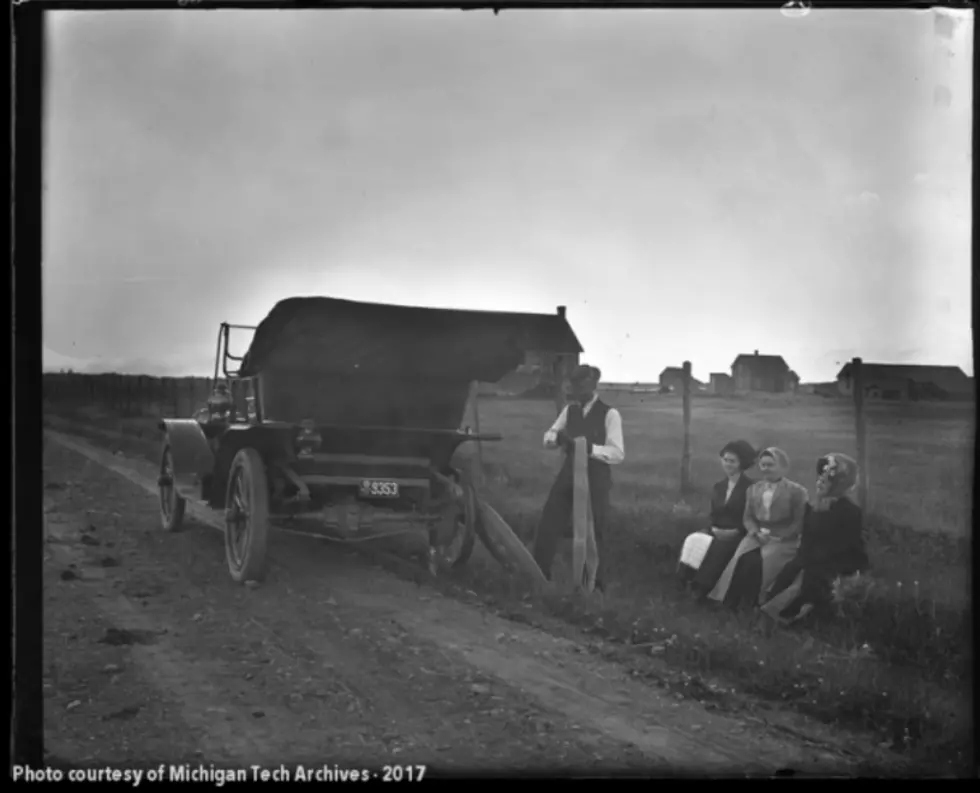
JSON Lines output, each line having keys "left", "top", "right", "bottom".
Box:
{"left": 459, "top": 501, "right": 971, "bottom": 773}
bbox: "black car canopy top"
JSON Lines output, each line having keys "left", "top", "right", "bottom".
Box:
{"left": 237, "top": 296, "right": 583, "bottom": 383}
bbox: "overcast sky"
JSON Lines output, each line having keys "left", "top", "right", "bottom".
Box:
{"left": 43, "top": 8, "right": 972, "bottom": 381}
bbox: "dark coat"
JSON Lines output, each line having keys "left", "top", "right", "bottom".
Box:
{"left": 799, "top": 498, "right": 869, "bottom": 577}
{"left": 708, "top": 474, "right": 754, "bottom": 534}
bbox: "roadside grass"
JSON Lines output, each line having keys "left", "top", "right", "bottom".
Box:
{"left": 43, "top": 395, "right": 974, "bottom": 774}
{"left": 444, "top": 500, "right": 970, "bottom": 771}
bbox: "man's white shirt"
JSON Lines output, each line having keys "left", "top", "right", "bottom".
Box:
{"left": 542, "top": 395, "right": 625, "bottom": 465}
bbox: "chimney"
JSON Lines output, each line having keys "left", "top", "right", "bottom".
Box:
{"left": 754, "top": 349, "right": 759, "bottom": 356}
{"left": 557, "top": 305, "right": 566, "bottom": 319}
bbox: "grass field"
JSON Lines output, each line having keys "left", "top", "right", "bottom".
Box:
{"left": 467, "top": 391, "right": 973, "bottom": 595}
{"left": 44, "top": 390, "right": 974, "bottom": 773}
{"left": 476, "top": 390, "right": 973, "bottom": 535}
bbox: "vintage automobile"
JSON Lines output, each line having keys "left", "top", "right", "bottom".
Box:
{"left": 156, "top": 296, "right": 580, "bottom": 584}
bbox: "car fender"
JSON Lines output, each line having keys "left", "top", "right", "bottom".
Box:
{"left": 158, "top": 418, "right": 215, "bottom": 500}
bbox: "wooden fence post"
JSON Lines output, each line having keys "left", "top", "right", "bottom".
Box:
{"left": 680, "top": 361, "right": 693, "bottom": 497}
{"left": 851, "top": 357, "right": 868, "bottom": 509}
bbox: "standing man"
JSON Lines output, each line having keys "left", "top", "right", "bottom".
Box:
{"left": 533, "top": 364, "right": 625, "bottom": 591}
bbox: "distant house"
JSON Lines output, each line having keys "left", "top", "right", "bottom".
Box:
{"left": 835, "top": 362, "right": 973, "bottom": 402}
{"left": 731, "top": 351, "right": 798, "bottom": 393}
{"left": 709, "top": 372, "right": 734, "bottom": 396}
{"left": 659, "top": 366, "right": 704, "bottom": 393}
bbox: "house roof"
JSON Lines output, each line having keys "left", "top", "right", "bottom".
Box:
{"left": 710, "top": 372, "right": 732, "bottom": 379}
{"left": 836, "top": 362, "right": 971, "bottom": 391}
{"left": 239, "top": 296, "right": 583, "bottom": 380}
{"left": 731, "top": 353, "right": 791, "bottom": 376}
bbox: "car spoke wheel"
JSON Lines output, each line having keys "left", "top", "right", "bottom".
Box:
{"left": 158, "top": 445, "right": 186, "bottom": 532}
{"left": 227, "top": 477, "right": 251, "bottom": 568}
{"left": 431, "top": 478, "right": 476, "bottom": 571}
{"left": 224, "top": 447, "right": 270, "bottom": 584}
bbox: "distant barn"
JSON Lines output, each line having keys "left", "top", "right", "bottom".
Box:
{"left": 836, "top": 362, "right": 973, "bottom": 402}
{"left": 659, "top": 366, "right": 705, "bottom": 393}
{"left": 731, "top": 351, "right": 799, "bottom": 393}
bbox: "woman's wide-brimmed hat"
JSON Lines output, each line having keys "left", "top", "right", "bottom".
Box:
{"left": 817, "top": 452, "right": 859, "bottom": 498}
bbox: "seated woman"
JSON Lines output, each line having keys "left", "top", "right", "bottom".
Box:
{"left": 761, "top": 453, "right": 870, "bottom": 624}
{"left": 677, "top": 440, "right": 756, "bottom": 598}
{"left": 707, "top": 447, "right": 808, "bottom": 610}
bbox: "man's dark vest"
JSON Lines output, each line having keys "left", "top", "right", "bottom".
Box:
{"left": 560, "top": 398, "right": 613, "bottom": 487}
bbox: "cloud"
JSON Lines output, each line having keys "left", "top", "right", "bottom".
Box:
{"left": 844, "top": 190, "right": 881, "bottom": 210}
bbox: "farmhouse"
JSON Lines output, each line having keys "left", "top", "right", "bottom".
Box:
{"left": 709, "top": 372, "right": 735, "bottom": 395}
{"left": 659, "top": 366, "right": 705, "bottom": 393}
{"left": 731, "top": 351, "right": 798, "bottom": 393}
{"left": 489, "top": 305, "right": 583, "bottom": 396}
{"left": 835, "top": 362, "right": 973, "bottom": 402}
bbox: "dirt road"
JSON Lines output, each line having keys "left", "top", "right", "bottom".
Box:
{"left": 41, "top": 430, "right": 870, "bottom": 776}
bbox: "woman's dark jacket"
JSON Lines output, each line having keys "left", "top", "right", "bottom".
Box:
{"left": 798, "top": 498, "right": 870, "bottom": 577}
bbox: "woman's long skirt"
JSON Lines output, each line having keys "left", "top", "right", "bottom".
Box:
{"left": 761, "top": 560, "right": 843, "bottom": 622}
{"left": 709, "top": 535, "right": 799, "bottom": 607}
{"left": 759, "top": 567, "right": 805, "bottom": 620}
{"left": 692, "top": 532, "right": 743, "bottom": 592}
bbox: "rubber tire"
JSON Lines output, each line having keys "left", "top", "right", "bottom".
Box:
{"left": 159, "top": 444, "right": 186, "bottom": 533}
{"left": 224, "top": 447, "right": 270, "bottom": 584}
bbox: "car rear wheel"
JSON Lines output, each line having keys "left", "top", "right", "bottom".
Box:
{"left": 430, "top": 477, "right": 477, "bottom": 573}
{"left": 158, "top": 444, "right": 186, "bottom": 532}
{"left": 224, "top": 447, "right": 270, "bottom": 584}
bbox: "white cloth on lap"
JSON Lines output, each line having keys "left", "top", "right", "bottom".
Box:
{"left": 679, "top": 532, "right": 714, "bottom": 571}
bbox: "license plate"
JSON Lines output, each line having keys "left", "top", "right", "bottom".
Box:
{"left": 359, "top": 480, "right": 399, "bottom": 498}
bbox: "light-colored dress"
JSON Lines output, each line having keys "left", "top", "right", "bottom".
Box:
{"left": 708, "top": 477, "right": 808, "bottom": 604}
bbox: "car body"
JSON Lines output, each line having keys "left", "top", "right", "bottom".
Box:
{"left": 157, "top": 296, "right": 580, "bottom": 584}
